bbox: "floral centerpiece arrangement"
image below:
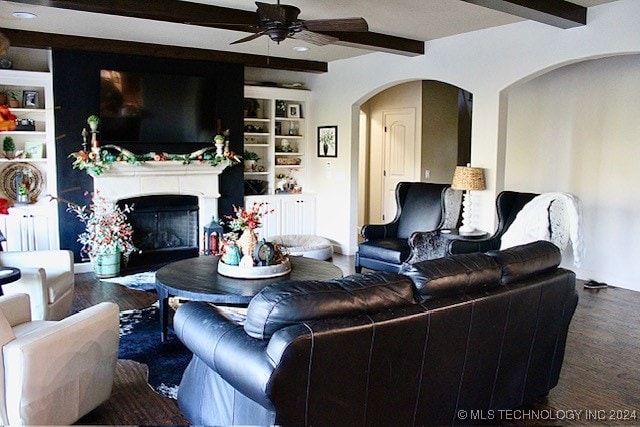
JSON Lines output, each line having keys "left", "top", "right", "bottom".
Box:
{"left": 65, "top": 192, "right": 137, "bottom": 276}
{"left": 219, "top": 202, "right": 288, "bottom": 272}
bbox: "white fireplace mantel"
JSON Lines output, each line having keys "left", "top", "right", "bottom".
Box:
{"left": 92, "top": 161, "right": 231, "bottom": 253}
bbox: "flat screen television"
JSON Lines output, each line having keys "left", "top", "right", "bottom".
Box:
{"left": 99, "top": 69, "right": 218, "bottom": 150}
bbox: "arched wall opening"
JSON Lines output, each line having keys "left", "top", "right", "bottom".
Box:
{"left": 497, "top": 53, "right": 640, "bottom": 288}
{"left": 352, "top": 79, "right": 473, "bottom": 238}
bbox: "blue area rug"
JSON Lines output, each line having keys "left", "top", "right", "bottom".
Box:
{"left": 119, "top": 303, "right": 191, "bottom": 399}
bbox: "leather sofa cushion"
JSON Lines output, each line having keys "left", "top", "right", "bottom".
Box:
{"left": 244, "top": 272, "right": 417, "bottom": 340}
{"left": 399, "top": 253, "right": 501, "bottom": 300}
{"left": 487, "top": 240, "right": 561, "bottom": 285}
{"left": 357, "top": 239, "right": 410, "bottom": 264}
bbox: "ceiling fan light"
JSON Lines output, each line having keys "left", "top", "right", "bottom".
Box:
{"left": 12, "top": 11, "right": 38, "bottom": 19}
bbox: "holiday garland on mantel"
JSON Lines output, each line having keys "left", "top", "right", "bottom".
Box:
{"left": 69, "top": 144, "right": 241, "bottom": 177}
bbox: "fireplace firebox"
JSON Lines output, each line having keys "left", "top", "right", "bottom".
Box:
{"left": 117, "top": 194, "right": 200, "bottom": 270}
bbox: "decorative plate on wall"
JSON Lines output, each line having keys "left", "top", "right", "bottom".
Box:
{"left": 0, "top": 162, "right": 44, "bottom": 203}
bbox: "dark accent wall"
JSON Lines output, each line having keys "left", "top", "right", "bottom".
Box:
{"left": 52, "top": 49, "right": 244, "bottom": 262}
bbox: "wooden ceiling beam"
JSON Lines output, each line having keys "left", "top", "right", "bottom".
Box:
{"left": 9, "top": 0, "right": 424, "bottom": 56}
{"left": 460, "top": 0, "right": 587, "bottom": 29}
{"left": 1, "top": 28, "right": 328, "bottom": 73}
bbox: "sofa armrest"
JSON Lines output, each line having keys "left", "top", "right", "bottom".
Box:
{"left": 0, "top": 293, "right": 31, "bottom": 327}
{"left": 3, "top": 302, "right": 119, "bottom": 425}
{"left": 174, "top": 301, "right": 274, "bottom": 409}
{"left": 1, "top": 268, "right": 47, "bottom": 320}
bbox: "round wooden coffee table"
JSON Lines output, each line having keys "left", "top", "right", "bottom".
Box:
{"left": 156, "top": 255, "right": 343, "bottom": 341}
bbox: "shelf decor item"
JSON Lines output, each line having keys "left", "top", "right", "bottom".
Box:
{"left": 287, "top": 103, "right": 300, "bottom": 118}
{"left": 3, "top": 135, "right": 14, "bottom": 159}
{"left": 0, "top": 162, "right": 43, "bottom": 203}
{"left": 0, "top": 105, "right": 16, "bottom": 132}
{"left": 22, "top": 90, "right": 38, "bottom": 108}
{"left": 24, "top": 141, "right": 44, "bottom": 159}
{"left": 7, "top": 91, "right": 19, "bottom": 108}
{"left": 243, "top": 150, "right": 260, "bottom": 172}
{"left": 66, "top": 192, "right": 137, "bottom": 278}
{"left": 16, "top": 181, "right": 30, "bottom": 204}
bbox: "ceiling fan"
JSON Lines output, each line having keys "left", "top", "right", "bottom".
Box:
{"left": 194, "top": 1, "right": 369, "bottom": 46}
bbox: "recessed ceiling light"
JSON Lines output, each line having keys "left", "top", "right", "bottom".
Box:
{"left": 293, "top": 46, "right": 309, "bottom": 52}
{"left": 12, "top": 11, "right": 38, "bottom": 19}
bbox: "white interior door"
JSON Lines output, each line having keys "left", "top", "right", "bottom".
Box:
{"left": 382, "top": 108, "right": 416, "bottom": 222}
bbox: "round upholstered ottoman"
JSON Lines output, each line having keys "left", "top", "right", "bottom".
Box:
{"left": 269, "top": 234, "right": 334, "bottom": 260}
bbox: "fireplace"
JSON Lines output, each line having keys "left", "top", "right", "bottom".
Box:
{"left": 117, "top": 194, "right": 199, "bottom": 269}
{"left": 91, "top": 161, "right": 227, "bottom": 270}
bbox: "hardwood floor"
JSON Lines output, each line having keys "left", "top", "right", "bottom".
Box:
{"left": 75, "top": 254, "right": 640, "bottom": 426}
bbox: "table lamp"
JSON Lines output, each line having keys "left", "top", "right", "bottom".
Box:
{"left": 451, "top": 164, "right": 485, "bottom": 234}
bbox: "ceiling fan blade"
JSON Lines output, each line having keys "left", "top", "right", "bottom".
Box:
{"left": 303, "top": 17, "right": 368, "bottom": 32}
{"left": 230, "top": 31, "right": 267, "bottom": 45}
{"left": 291, "top": 30, "right": 338, "bottom": 46}
{"left": 186, "top": 21, "right": 253, "bottom": 27}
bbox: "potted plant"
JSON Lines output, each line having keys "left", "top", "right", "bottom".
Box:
{"left": 7, "top": 91, "right": 20, "bottom": 108}
{"left": 66, "top": 192, "right": 137, "bottom": 278}
{"left": 17, "top": 182, "right": 30, "bottom": 203}
{"left": 3, "top": 135, "right": 14, "bottom": 159}
{"left": 243, "top": 150, "right": 260, "bottom": 172}
{"left": 87, "top": 114, "right": 100, "bottom": 132}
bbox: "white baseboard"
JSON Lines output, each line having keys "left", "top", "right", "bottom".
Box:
{"left": 74, "top": 262, "right": 93, "bottom": 274}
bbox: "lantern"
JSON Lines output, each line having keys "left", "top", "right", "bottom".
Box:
{"left": 203, "top": 217, "right": 224, "bottom": 256}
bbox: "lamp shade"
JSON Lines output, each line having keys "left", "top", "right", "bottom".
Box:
{"left": 451, "top": 165, "right": 485, "bottom": 191}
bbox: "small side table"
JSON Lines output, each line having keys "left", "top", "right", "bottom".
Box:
{"left": 440, "top": 229, "right": 489, "bottom": 241}
{"left": 0, "top": 267, "right": 21, "bottom": 296}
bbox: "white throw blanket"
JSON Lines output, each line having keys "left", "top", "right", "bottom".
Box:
{"left": 500, "top": 192, "right": 584, "bottom": 266}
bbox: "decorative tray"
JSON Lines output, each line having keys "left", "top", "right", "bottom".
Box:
{"left": 218, "top": 258, "right": 291, "bottom": 279}
{"left": 0, "top": 162, "right": 44, "bottom": 203}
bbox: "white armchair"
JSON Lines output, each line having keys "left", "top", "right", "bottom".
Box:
{"left": 0, "top": 293, "right": 119, "bottom": 426}
{"left": 0, "top": 250, "right": 74, "bottom": 320}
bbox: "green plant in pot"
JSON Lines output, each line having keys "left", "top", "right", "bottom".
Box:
{"left": 7, "top": 91, "right": 20, "bottom": 108}
{"left": 3, "top": 135, "right": 15, "bottom": 159}
{"left": 17, "top": 182, "right": 30, "bottom": 203}
{"left": 243, "top": 150, "right": 260, "bottom": 172}
{"left": 87, "top": 115, "right": 100, "bottom": 132}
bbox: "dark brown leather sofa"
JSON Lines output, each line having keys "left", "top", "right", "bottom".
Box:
{"left": 174, "top": 241, "right": 577, "bottom": 426}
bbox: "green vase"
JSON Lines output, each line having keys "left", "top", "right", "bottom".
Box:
{"left": 93, "top": 250, "right": 121, "bottom": 278}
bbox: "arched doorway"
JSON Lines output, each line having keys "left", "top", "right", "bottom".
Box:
{"left": 358, "top": 80, "right": 472, "bottom": 229}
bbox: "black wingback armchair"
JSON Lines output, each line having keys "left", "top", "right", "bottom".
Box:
{"left": 447, "top": 190, "right": 538, "bottom": 255}
{"left": 355, "top": 182, "right": 450, "bottom": 273}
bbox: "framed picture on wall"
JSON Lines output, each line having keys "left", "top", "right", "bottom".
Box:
{"left": 317, "top": 125, "right": 337, "bottom": 158}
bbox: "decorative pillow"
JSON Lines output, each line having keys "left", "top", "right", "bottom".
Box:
{"left": 244, "top": 272, "right": 416, "bottom": 340}
{"left": 399, "top": 253, "right": 501, "bottom": 300}
{"left": 487, "top": 240, "right": 561, "bottom": 285}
